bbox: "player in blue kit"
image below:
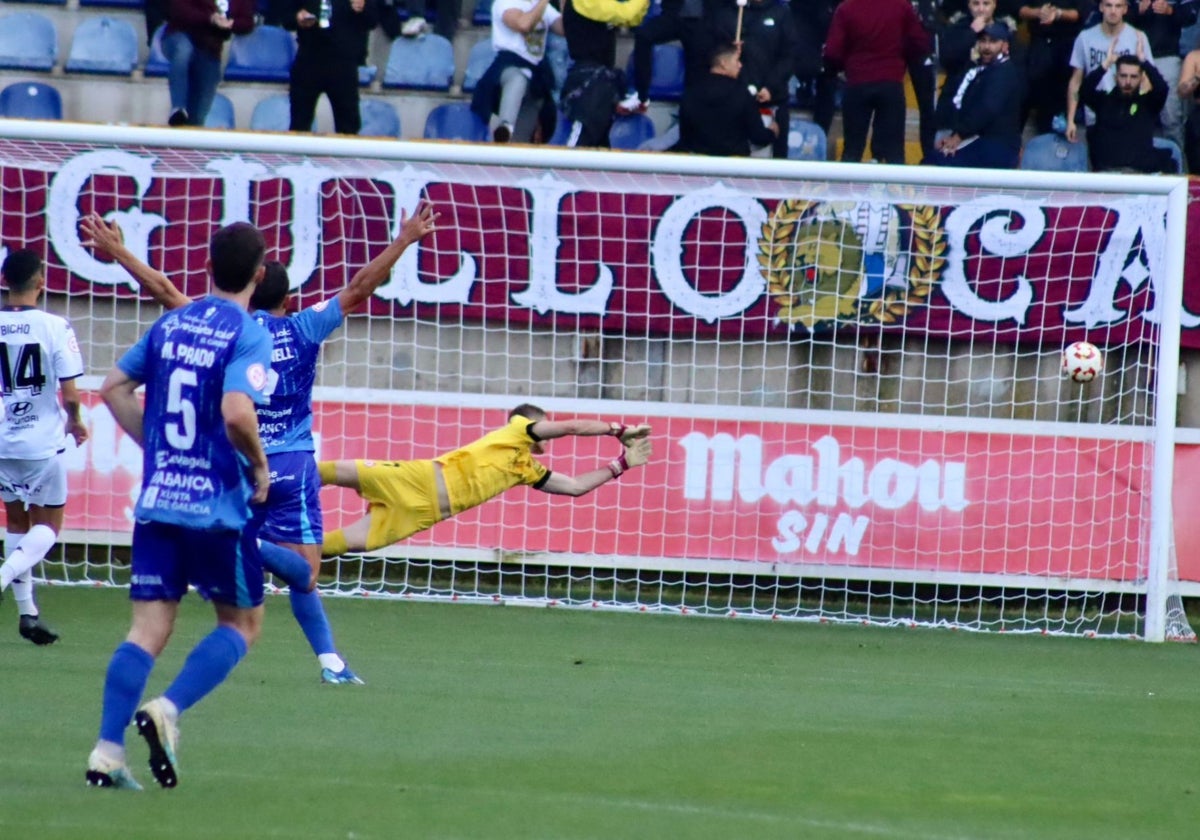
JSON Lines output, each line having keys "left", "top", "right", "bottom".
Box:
{"left": 81, "top": 203, "right": 437, "bottom": 684}
{"left": 86, "top": 222, "right": 273, "bottom": 790}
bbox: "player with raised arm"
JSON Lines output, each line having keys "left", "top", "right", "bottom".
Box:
{"left": 320, "top": 404, "right": 651, "bottom": 556}
{"left": 0, "top": 249, "right": 87, "bottom": 645}
{"left": 81, "top": 204, "right": 437, "bottom": 684}
{"left": 86, "top": 222, "right": 273, "bottom": 790}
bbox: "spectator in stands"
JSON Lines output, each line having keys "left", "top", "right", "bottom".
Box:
{"left": 1179, "top": 44, "right": 1200, "bottom": 170}
{"left": 618, "top": 0, "right": 714, "bottom": 114}
{"left": 823, "top": 0, "right": 931, "bottom": 163}
{"left": 470, "top": 0, "right": 564, "bottom": 143}
{"left": 675, "top": 42, "right": 779, "bottom": 155}
{"left": 560, "top": 0, "right": 651, "bottom": 147}
{"left": 941, "top": 0, "right": 1020, "bottom": 79}
{"left": 1079, "top": 46, "right": 1174, "bottom": 169}
{"left": 712, "top": 0, "right": 798, "bottom": 158}
{"left": 1066, "top": 0, "right": 1153, "bottom": 141}
{"left": 942, "top": 0, "right": 1023, "bottom": 15}
{"left": 398, "top": 0, "right": 459, "bottom": 40}
{"left": 285, "top": 0, "right": 379, "bottom": 135}
{"left": 790, "top": 0, "right": 839, "bottom": 139}
{"left": 1018, "top": 1, "right": 1088, "bottom": 134}
{"left": 163, "top": 0, "right": 256, "bottom": 127}
{"left": 931, "top": 22, "right": 1023, "bottom": 167}
{"left": 1127, "top": 0, "right": 1198, "bottom": 151}
{"left": 907, "top": 1, "right": 940, "bottom": 163}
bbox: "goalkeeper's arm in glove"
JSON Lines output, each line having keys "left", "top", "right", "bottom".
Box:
{"left": 535, "top": 436, "right": 652, "bottom": 497}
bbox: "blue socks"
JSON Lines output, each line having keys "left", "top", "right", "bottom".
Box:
{"left": 258, "top": 541, "right": 313, "bottom": 591}
{"left": 99, "top": 642, "right": 155, "bottom": 745}
{"left": 290, "top": 587, "right": 337, "bottom": 657}
{"left": 162, "top": 624, "right": 247, "bottom": 714}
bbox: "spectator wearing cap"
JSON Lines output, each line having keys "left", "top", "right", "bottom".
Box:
{"left": 1080, "top": 46, "right": 1174, "bottom": 170}
{"left": 931, "top": 22, "right": 1023, "bottom": 168}
{"left": 824, "top": 0, "right": 931, "bottom": 163}
{"left": 1127, "top": 0, "right": 1198, "bottom": 151}
{"left": 941, "top": 0, "right": 1021, "bottom": 79}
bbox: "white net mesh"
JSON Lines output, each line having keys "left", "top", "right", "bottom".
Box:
{"left": 0, "top": 123, "right": 1191, "bottom": 640}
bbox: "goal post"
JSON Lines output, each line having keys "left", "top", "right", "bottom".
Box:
{"left": 0, "top": 118, "right": 1193, "bottom": 640}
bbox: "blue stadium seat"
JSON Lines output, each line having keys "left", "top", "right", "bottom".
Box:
{"left": 79, "top": 0, "right": 143, "bottom": 7}
{"left": 358, "top": 64, "right": 377, "bottom": 86}
{"left": 145, "top": 24, "right": 169, "bottom": 77}
{"left": 625, "top": 42, "right": 685, "bottom": 102}
{"left": 472, "top": 3, "right": 492, "bottom": 26}
{"left": 66, "top": 16, "right": 138, "bottom": 75}
{"left": 461, "top": 38, "right": 493, "bottom": 93}
{"left": 250, "top": 94, "right": 298, "bottom": 132}
{"left": 787, "top": 117, "right": 827, "bottom": 161}
{"left": 0, "top": 81, "right": 63, "bottom": 120}
{"left": 1020, "top": 133, "right": 1088, "bottom": 172}
{"left": 224, "top": 26, "right": 295, "bottom": 82}
{"left": 1153, "top": 136, "right": 1183, "bottom": 174}
{"left": 359, "top": 98, "right": 401, "bottom": 137}
{"left": 0, "top": 12, "right": 58, "bottom": 72}
{"left": 3, "top": 0, "right": 66, "bottom": 5}
{"left": 608, "top": 113, "right": 656, "bottom": 150}
{"left": 548, "top": 111, "right": 573, "bottom": 146}
{"left": 204, "top": 93, "right": 236, "bottom": 129}
{"left": 422, "top": 102, "right": 488, "bottom": 141}
{"left": 383, "top": 34, "right": 455, "bottom": 91}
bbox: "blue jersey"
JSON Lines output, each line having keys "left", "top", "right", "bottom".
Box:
{"left": 119, "top": 296, "right": 273, "bottom": 531}
{"left": 252, "top": 297, "right": 343, "bottom": 455}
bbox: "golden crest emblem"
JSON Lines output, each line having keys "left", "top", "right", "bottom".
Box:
{"left": 758, "top": 198, "right": 947, "bottom": 331}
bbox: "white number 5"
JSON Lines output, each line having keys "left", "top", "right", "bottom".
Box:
{"left": 165, "top": 367, "right": 197, "bottom": 449}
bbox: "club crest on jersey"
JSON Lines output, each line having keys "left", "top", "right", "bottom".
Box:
{"left": 758, "top": 198, "right": 946, "bottom": 332}
{"left": 247, "top": 362, "right": 267, "bottom": 391}
{"left": 313, "top": 300, "right": 329, "bottom": 312}
{"left": 204, "top": 306, "right": 217, "bottom": 318}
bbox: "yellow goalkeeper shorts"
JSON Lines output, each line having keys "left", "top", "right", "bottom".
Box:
{"left": 354, "top": 459, "right": 443, "bottom": 550}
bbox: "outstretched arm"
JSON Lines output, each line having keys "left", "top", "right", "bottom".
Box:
{"left": 537, "top": 437, "right": 651, "bottom": 497}
{"left": 80, "top": 214, "right": 192, "bottom": 310}
{"left": 530, "top": 418, "right": 651, "bottom": 446}
{"left": 99, "top": 366, "right": 144, "bottom": 447}
{"left": 335, "top": 203, "right": 438, "bottom": 314}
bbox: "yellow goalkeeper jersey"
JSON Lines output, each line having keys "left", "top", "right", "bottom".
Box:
{"left": 434, "top": 416, "right": 550, "bottom": 516}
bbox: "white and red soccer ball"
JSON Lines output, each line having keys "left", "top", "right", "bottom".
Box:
{"left": 1062, "top": 341, "right": 1103, "bottom": 383}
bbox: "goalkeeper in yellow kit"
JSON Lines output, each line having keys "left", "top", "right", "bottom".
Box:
{"left": 319, "top": 403, "right": 651, "bottom": 556}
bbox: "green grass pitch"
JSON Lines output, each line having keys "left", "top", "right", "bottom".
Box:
{"left": 1, "top": 586, "right": 1198, "bottom": 839}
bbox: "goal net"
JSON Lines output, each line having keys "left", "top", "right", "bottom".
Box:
{"left": 0, "top": 119, "right": 1194, "bottom": 641}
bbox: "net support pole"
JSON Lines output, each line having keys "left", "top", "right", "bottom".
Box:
{"left": 1144, "top": 180, "right": 1189, "bottom": 642}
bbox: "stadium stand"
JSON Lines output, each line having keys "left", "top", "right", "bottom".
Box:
{"left": 0, "top": 81, "right": 63, "bottom": 120}
{"left": 787, "top": 117, "right": 827, "bottom": 162}
{"left": 383, "top": 33, "right": 455, "bottom": 91}
{"left": 461, "top": 38, "right": 493, "bottom": 93}
{"left": 625, "top": 42, "right": 685, "bottom": 102}
{"left": 204, "top": 92, "right": 236, "bottom": 129}
{"left": 423, "top": 102, "right": 487, "bottom": 140}
{"left": 0, "top": 12, "right": 58, "bottom": 73}
{"left": 224, "top": 26, "right": 295, "bottom": 83}
{"left": 65, "top": 16, "right": 138, "bottom": 75}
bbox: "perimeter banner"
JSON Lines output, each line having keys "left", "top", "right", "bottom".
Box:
{"left": 65, "top": 396, "right": 1200, "bottom": 584}
{"left": 0, "top": 138, "right": 1196, "bottom": 346}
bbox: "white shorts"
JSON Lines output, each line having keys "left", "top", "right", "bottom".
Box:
{"left": 0, "top": 455, "right": 68, "bottom": 507}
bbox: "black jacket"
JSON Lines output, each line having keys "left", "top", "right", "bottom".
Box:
{"left": 284, "top": 0, "right": 378, "bottom": 65}
{"left": 713, "top": 0, "right": 798, "bottom": 106}
{"left": 938, "top": 16, "right": 1020, "bottom": 78}
{"left": 1127, "top": 1, "right": 1199, "bottom": 59}
{"left": 1080, "top": 60, "right": 1172, "bottom": 172}
{"left": 935, "top": 54, "right": 1023, "bottom": 148}
{"left": 676, "top": 71, "right": 777, "bottom": 156}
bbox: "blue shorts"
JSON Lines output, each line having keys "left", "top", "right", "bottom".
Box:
{"left": 130, "top": 520, "right": 265, "bottom": 608}
{"left": 252, "top": 451, "right": 323, "bottom": 546}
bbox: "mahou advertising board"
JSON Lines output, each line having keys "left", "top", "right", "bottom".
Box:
{"left": 64, "top": 396, "right": 1200, "bottom": 586}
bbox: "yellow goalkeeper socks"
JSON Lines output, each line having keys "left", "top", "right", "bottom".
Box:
{"left": 322, "top": 529, "right": 348, "bottom": 558}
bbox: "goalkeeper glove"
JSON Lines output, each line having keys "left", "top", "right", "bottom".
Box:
{"left": 608, "top": 422, "right": 651, "bottom": 446}
{"left": 609, "top": 437, "right": 651, "bottom": 478}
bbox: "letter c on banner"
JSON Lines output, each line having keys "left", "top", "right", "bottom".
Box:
{"left": 652, "top": 184, "right": 768, "bottom": 324}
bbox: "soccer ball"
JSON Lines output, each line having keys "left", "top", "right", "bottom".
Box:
{"left": 1062, "top": 341, "right": 1103, "bottom": 383}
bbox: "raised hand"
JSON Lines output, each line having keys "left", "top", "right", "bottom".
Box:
{"left": 79, "top": 213, "right": 125, "bottom": 255}
{"left": 623, "top": 437, "right": 652, "bottom": 468}
{"left": 618, "top": 423, "right": 651, "bottom": 445}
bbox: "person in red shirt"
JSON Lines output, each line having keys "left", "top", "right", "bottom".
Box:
{"left": 822, "top": 0, "right": 931, "bottom": 164}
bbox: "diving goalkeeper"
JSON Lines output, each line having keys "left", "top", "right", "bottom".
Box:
{"left": 319, "top": 403, "right": 651, "bottom": 556}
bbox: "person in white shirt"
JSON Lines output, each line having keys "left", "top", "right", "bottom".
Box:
{"left": 0, "top": 249, "right": 87, "bottom": 645}
{"left": 1065, "top": 0, "right": 1152, "bottom": 140}
{"left": 469, "top": 0, "right": 564, "bottom": 142}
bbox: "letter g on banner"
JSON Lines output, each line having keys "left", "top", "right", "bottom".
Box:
{"left": 652, "top": 184, "right": 768, "bottom": 324}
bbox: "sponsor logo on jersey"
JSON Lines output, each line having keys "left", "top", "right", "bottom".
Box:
{"left": 8, "top": 401, "right": 32, "bottom": 416}
{"left": 313, "top": 299, "right": 330, "bottom": 312}
{"left": 247, "top": 362, "right": 267, "bottom": 391}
